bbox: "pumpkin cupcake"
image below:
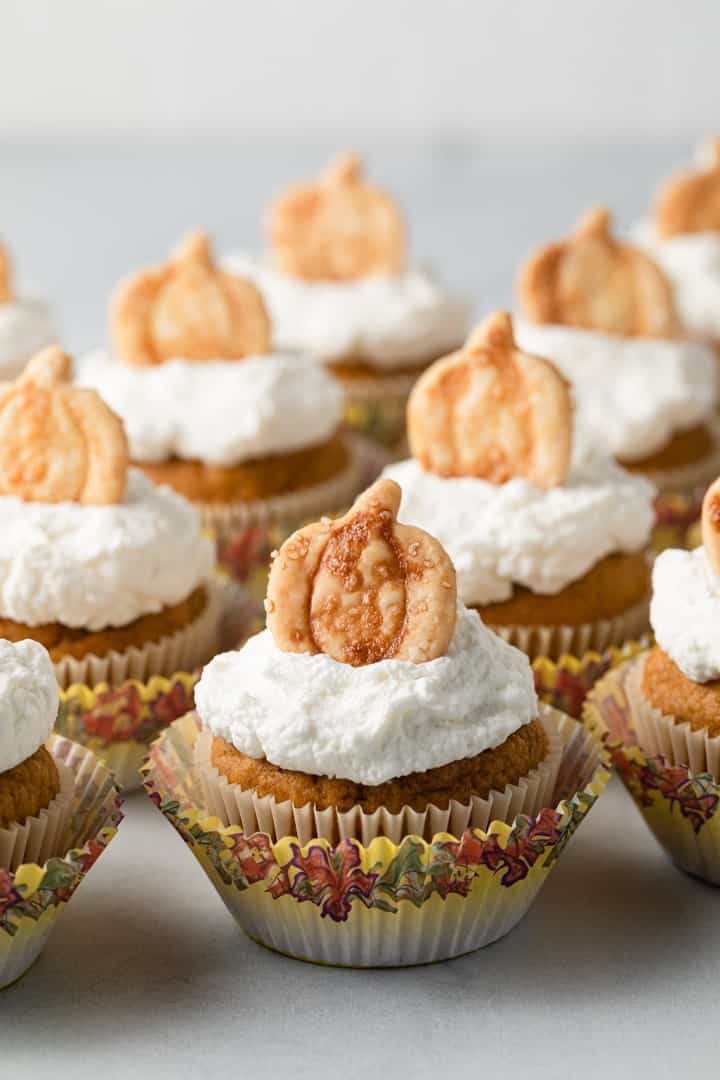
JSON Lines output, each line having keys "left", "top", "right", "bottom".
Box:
{"left": 144, "top": 478, "right": 611, "bottom": 966}
{"left": 0, "top": 237, "right": 57, "bottom": 379}
{"left": 383, "top": 312, "right": 655, "bottom": 661}
{"left": 78, "top": 230, "right": 365, "bottom": 586}
{"left": 0, "top": 346, "right": 218, "bottom": 690}
{"left": 515, "top": 208, "right": 719, "bottom": 539}
{"left": 225, "top": 153, "right": 469, "bottom": 451}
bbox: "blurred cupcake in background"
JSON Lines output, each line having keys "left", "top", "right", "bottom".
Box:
{"left": 633, "top": 137, "right": 720, "bottom": 351}
{"left": 383, "top": 312, "right": 655, "bottom": 661}
{"left": 78, "top": 231, "right": 365, "bottom": 591}
{"left": 225, "top": 153, "right": 469, "bottom": 452}
{"left": 0, "top": 347, "right": 219, "bottom": 786}
{"left": 0, "top": 236, "right": 57, "bottom": 379}
{"left": 515, "top": 208, "right": 720, "bottom": 546}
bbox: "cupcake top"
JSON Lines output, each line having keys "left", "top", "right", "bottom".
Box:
{"left": 196, "top": 479, "right": 537, "bottom": 785}
{"left": 0, "top": 348, "right": 214, "bottom": 630}
{"left": 383, "top": 312, "right": 655, "bottom": 606}
{"left": 225, "top": 153, "right": 469, "bottom": 367}
{"left": 80, "top": 231, "right": 344, "bottom": 465}
{"left": 651, "top": 477, "right": 720, "bottom": 683}
{"left": 0, "top": 239, "right": 57, "bottom": 379}
{"left": 0, "top": 638, "right": 58, "bottom": 774}
{"left": 516, "top": 207, "right": 717, "bottom": 461}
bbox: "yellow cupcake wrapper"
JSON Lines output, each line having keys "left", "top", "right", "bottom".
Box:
{"left": 531, "top": 637, "right": 650, "bottom": 719}
{"left": 141, "top": 711, "right": 610, "bottom": 967}
{"left": 493, "top": 597, "right": 650, "bottom": 664}
{"left": 584, "top": 655, "right": 720, "bottom": 885}
{"left": 0, "top": 734, "right": 123, "bottom": 990}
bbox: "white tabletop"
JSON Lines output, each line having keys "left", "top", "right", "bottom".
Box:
{"left": 2, "top": 139, "right": 718, "bottom": 1076}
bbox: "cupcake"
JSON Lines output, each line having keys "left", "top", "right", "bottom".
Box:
{"left": 0, "top": 237, "right": 57, "bottom": 379}
{"left": 383, "top": 311, "right": 655, "bottom": 661}
{"left": 225, "top": 153, "right": 469, "bottom": 451}
{"left": 144, "top": 479, "right": 610, "bottom": 966}
{"left": 0, "top": 347, "right": 219, "bottom": 786}
{"left": 78, "top": 231, "right": 365, "bottom": 590}
{"left": 515, "top": 208, "right": 719, "bottom": 540}
{"left": 585, "top": 477, "right": 720, "bottom": 883}
{"left": 633, "top": 137, "right": 720, "bottom": 350}
{"left": 0, "top": 636, "right": 122, "bottom": 988}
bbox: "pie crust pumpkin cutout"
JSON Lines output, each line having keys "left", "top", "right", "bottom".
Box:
{"left": 0, "top": 240, "right": 11, "bottom": 303}
{"left": 701, "top": 476, "right": 720, "bottom": 577}
{"left": 518, "top": 207, "right": 679, "bottom": 338}
{"left": 266, "top": 478, "right": 457, "bottom": 666}
{"left": 654, "top": 137, "right": 720, "bottom": 239}
{"left": 0, "top": 346, "right": 128, "bottom": 504}
{"left": 267, "top": 152, "right": 405, "bottom": 282}
{"left": 111, "top": 230, "right": 271, "bottom": 366}
{"left": 407, "top": 311, "right": 572, "bottom": 489}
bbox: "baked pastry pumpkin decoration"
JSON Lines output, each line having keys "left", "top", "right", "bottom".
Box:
{"left": 111, "top": 230, "right": 271, "bottom": 366}
{"left": 407, "top": 311, "right": 572, "bottom": 489}
{"left": 0, "top": 240, "right": 11, "bottom": 303}
{"left": 654, "top": 137, "right": 720, "bottom": 239}
{"left": 701, "top": 475, "right": 720, "bottom": 577}
{"left": 267, "top": 152, "right": 405, "bottom": 282}
{"left": 518, "top": 207, "right": 679, "bottom": 338}
{"left": 0, "top": 346, "right": 128, "bottom": 504}
{"left": 266, "top": 478, "right": 457, "bottom": 666}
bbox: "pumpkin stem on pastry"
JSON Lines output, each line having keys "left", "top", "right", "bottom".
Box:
{"left": 573, "top": 205, "right": 612, "bottom": 239}
{"left": 407, "top": 310, "right": 572, "bottom": 489}
{"left": 701, "top": 477, "right": 720, "bottom": 576}
{"left": 322, "top": 151, "right": 363, "bottom": 187}
{"left": 266, "top": 478, "right": 457, "bottom": 667}
{"left": 0, "top": 346, "right": 128, "bottom": 505}
{"left": 0, "top": 240, "right": 12, "bottom": 303}
{"left": 654, "top": 137, "right": 720, "bottom": 239}
{"left": 111, "top": 229, "right": 271, "bottom": 366}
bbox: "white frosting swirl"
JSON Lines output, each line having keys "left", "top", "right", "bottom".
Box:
{"left": 0, "top": 298, "right": 57, "bottom": 379}
{"left": 516, "top": 320, "right": 717, "bottom": 462}
{"left": 77, "top": 351, "right": 344, "bottom": 466}
{"left": 223, "top": 253, "right": 470, "bottom": 368}
{"left": 196, "top": 604, "right": 537, "bottom": 785}
{"left": 651, "top": 546, "right": 720, "bottom": 682}
{"left": 0, "top": 470, "right": 214, "bottom": 630}
{"left": 633, "top": 220, "right": 720, "bottom": 341}
{"left": 383, "top": 456, "right": 655, "bottom": 606}
{"left": 0, "top": 638, "right": 59, "bottom": 774}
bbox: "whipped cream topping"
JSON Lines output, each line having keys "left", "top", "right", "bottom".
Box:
{"left": 223, "top": 253, "right": 470, "bottom": 368}
{"left": 196, "top": 604, "right": 537, "bottom": 785}
{"left": 383, "top": 455, "right": 655, "bottom": 606}
{"left": 633, "top": 220, "right": 720, "bottom": 341}
{"left": 0, "top": 638, "right": 59, "bottom": 774}
{"left": 651, "top": 545, "right": 720, "bottom": 683}
{"left": 77, "top": 351, "right": 344, "bottom": 466}
{"left": 0, "top": 470, "right": 214, "bottom": 631}
{"left": 0, "top": 298, "right": 57, "bottom": 379}
{"left": 515, "top": 320, "right": 717, "bottom": 462}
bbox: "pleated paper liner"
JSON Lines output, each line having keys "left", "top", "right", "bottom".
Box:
{"left": 0, "top": 734, "right": 123, "bottom": 990}
{"left": 532, "top": 638, "right": 649, "bottom": 720}
{"left": 340, "top": 371, "right": 417, "bottom": 451}
{"left": 0, "top": 761, "right": 74, "bottom": 872}
{"left": 490, "top": 595, "right": 650, "bottom": 665}
{"left": 142, "top": 707, "right": 610, "bottom": 967}
{"left": 584, "top": 654, "right": 720, "bottom": 884}
{"left": 647, "top": 420, "right": 720, "bottom": 551}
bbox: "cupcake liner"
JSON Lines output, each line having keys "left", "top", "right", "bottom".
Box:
{"left": 0, "top": 760, "right": 74, "bottom": 872}
{"left": 53, "top": 578, "right": 224, "bottom": 691}
{"left": 489, "top": 595, "right": 650, "bottom": 664}
{"left": 585, "top": 656, "right": 720, "bottom": 884}
{"left": 142, "top": 708, "right": 610, "bottom": 967}
{"left": 532, "top": 638, "right": 648, "bottom": 719}
{"left": 193, "top": 707, "right": 564, "bottom": 846}
{"left": 0, "top": 734, "right": 123, "bottom": 989}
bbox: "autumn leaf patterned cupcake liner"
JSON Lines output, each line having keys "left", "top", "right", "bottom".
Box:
{"left": 0, "top": 734, "right": 122, "bottom": 990}
{"left": 649, "top": 421, "right": 720, "bottom": 551}
{"left": 142, "top": 707, "right": 610, "bottom": 967}
{"left": 584, "top": 655, "right": 720, "bottom": 885}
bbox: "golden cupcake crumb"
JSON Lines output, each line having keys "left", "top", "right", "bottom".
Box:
{"left": 642, "top": 644, "right": 720, "bottom": 736}
{"left": 0, "top": 745, "right": 60, "bottom": 828}
{"left": 618, "top": 424, "right": 714, "bottom": 473}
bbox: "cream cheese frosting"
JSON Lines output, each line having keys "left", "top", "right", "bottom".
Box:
{"left": 651, "top": 545, "right": 720, "bottom": 683}
{"left": 223, "top": 253, "right": 470, "bottom": 368}
{"left": 76, "top": 351, "right": 344, "bottom": 466}
{"left": 515, "top": 320, "right": 717, "bottom": 462}
{"left": 0, "top": 469, "right": 214, "bottom": 631}
{"left": 633, "top": 220, "right": 720, "bottom": 341}
{"left": 0, "top": 298, "right": 57, "bottom": 379}
{"left": 196, "top": 604, "right": 537, "bottom": 785}
{"left": 382, "top": 455, "right": 655, "bottom": 606}
{"left": 0, "top": 638, "right": 59, "bottom": 774}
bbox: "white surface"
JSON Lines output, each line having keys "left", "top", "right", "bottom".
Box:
{"left": 1, "top": 0, "right": 720, "bottom": 139}
{"left": 1, "top": 139, "right": 719, "bottom": 1073}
